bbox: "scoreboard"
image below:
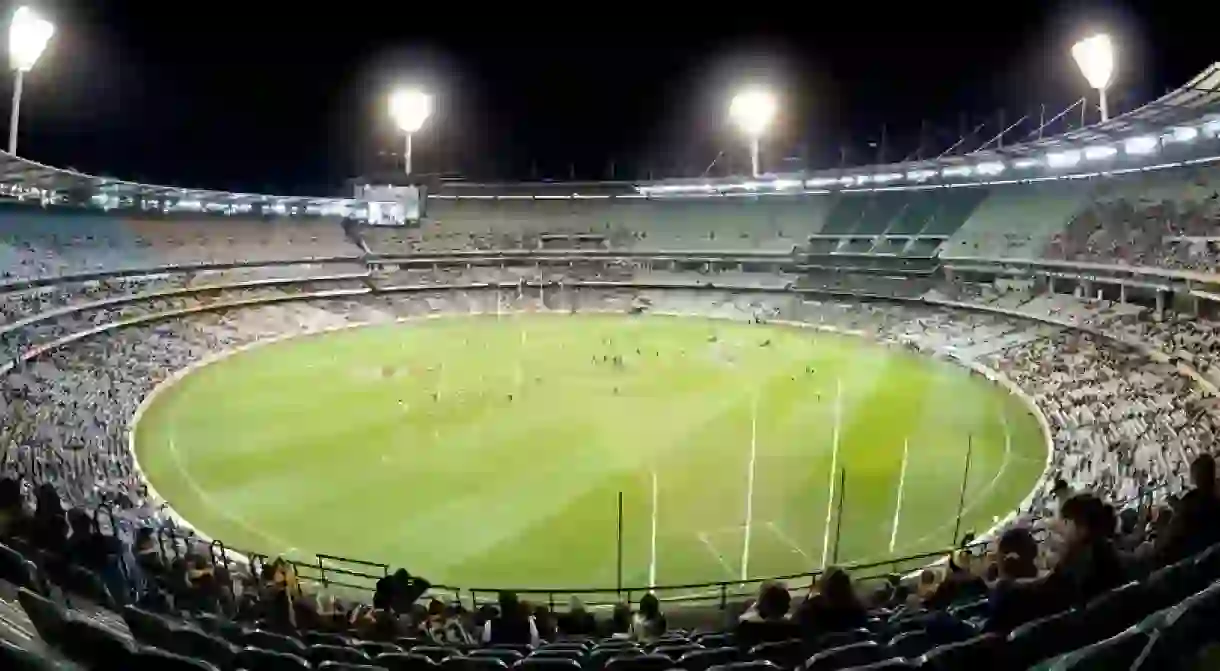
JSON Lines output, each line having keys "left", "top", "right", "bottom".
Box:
{"left": 355, "top": 184, "right": 425, "bottom": 226}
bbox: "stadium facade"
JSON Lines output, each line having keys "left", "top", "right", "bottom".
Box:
{"left": 1, "top": 62, "right": 1219, "bottom": 612}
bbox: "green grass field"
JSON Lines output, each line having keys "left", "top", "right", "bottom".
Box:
{"left": 134, "top": 313, "right": 1046, "bottom": 599}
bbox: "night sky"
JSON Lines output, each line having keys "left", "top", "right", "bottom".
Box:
{"left": 7, "top": 0, "right": 1217, "bottom": 196}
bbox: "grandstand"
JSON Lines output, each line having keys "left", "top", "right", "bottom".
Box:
{"left": 1, "top": 56, "right": 1220, "bottom": 671}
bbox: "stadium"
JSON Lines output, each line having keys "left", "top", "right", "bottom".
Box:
{"left": 2, "top": 9, "right": 1220, "bottom": 671}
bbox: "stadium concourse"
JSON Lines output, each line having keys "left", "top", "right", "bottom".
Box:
{"left": 3, "top": 80, "right": 1220, "bottom": 670}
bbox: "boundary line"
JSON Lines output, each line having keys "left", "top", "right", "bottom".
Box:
{"left": 696, "top": 531, "right": 738, "bottom": 579}
{"left": 765, "top": 521, "right": 812, "bottom": 561}
{"left": 125, "top": 308, "right": 1056, "bottom": 579}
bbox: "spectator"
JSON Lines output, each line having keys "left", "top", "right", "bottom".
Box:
{"left": 630, "top": 593, "right": 666, "bottom": 642}
{"left": 740, "top": 581, "right": 791, "bottom": 622}
{"left": 557, "top": 596, "right": 597, "bottom": 637}
{"left": 1022, "top": 492, "right": 1127, "bottom": 616}
{"left": 1159, "top": 453, "right": 1220, "bottom": 561}
{"left": 482, "top": 591, "right": 539, "bottom": 646}
{"left": 797, "top": 567, "right": 867, "bottom": 636}
{"left": 605, "top": 602, "right": 632, "bottom": 639}
{"left": 533, "top": 604, "right": 556, "bottom": 642}
{"left": 0, "top": 476, "right": 30, "bottom": 540}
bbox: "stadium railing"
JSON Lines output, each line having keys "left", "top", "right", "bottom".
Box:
{"left": 81, "top": 480, "right": 1172, "bottom": 616}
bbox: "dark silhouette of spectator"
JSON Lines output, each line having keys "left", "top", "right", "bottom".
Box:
{"left": 630, "top": 593, "right": 666, "bottom": 642}
{"left": 482, "top": 591, "right": 539, "bottom": 646}
{"left": 986, "top": 527, "right": 1046, "bottom": 632}
{"left": 605, "top": 602, "right": 632, "bottom": 639}
{"left": 557, "top": 596, "right": 597, "bottom": 637}
{"left": 797, "top": 567, "right": 867, "bottom": 637}
{"left": 1159, "top": 453, "right": 1220, "bottom": 561}
{"left": 741, "top": 581, "right": 792, "bottom": 622}
{"left": 533, "top": 604, "right": 556, "bottom": 642}
{"left": 0, "top": 476, "right": 30, "bottom": 541}
{"left": 29, "top": 483, "right": 68, "bottom": 555}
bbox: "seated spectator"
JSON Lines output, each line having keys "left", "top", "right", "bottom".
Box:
{"left": 797, "top": 567, "right": 867, "bottom": 636}
{"left": 533, "top": 604, "right": 556, "bottom": 642}
{"left": 630, "top": 593, "right": 667, "bottom": 642}
{"left": 557, "top": 596, "right": 597, "bottom": 637}
{"left": 996, "top": 492, "right": 1127, "bottom": 628}
{"left": 604, "top": 602, "right": 632, "bottom": 639}
{"left": 986, "top": 528, "right": 1047, "bottom": 632}
{"left": 740, "top": 581, "right": 792, "bottom": 622}
{"left": 1159, "top": 453, "right": 1220, "bottom": 562}
{"left": 925, "top": 550, "right": 988, "bottom": 609}
{"left": 29, "top": 484, "right": 68, "bottom": 555}
{"left": 482, "top": 591, "right": 540, "bottom": 646}
{"left": 0, "top": 476, "right": 30, "bottom": 540}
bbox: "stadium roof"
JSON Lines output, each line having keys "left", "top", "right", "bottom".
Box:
{"left": 0, "top": 64, "right": 1219, "bottom": 209}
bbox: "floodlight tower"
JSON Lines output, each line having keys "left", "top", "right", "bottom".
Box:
{"left": 7, "top": 6, "right": 53, "bottom": 156}
{"left": 1072, "top": 33, "right": 1115, "bottom": 123}
{"left": 729, "top": 90, "right": 777, "bottom": 178}
{"left": 389, "top": 89, "right": 432, "bottom": 175}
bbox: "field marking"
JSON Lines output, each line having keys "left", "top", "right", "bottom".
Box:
{"left": 888, "top": 437, "right": 911, "bottom": 553}
{"left": 740, "top": 389, "right": 759, "bottom": 580}
{"left": 820, "top": 376, "right": 843, "bottom": 567}
{"left": 125, "top": 309, "right": 1055, "bottom": 588}
{"left": 648, "top": 469, "right": 659, "bottom": 589}
{"left": 166, "top": 432, "right": 296, "bottom": 554}
{"left": 697, "top": 531, "right": 738, "bottom": 579}
{"left": 765, "top": 521, "right": 811, "bottom": 561}
{"left": 879, "top": 405, "right": 1015, "bottom": 559}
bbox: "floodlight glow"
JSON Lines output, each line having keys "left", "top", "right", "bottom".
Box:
{"left": 976, "top": 162, "right": 1006, "bottom": 176}
{"left": 1072, "top": 34, "right": 1115, "bottom": 91}
{"left": 389, "top": 89, "right": 432, "bottom": 134}
{"left": 1204, "top": 119, "right": 1220, "bottom": 138}
{"left": 9, "top": 6, "right": 52, "bottom": 72}
{"left": 1013, "top": 158, "right": 1041, "bottom": 169}
{"left": 729, "top": 90, "right": 777, "bottom": 137}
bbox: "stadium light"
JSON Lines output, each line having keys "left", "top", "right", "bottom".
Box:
{"left": 1072, "top": 33, "right": 1115, "bottom": 123}
{"left": 729, "top": 90, "right": 777, "bottom": 178}
{"left": 389, "top": 88, "right": 432, "bottom": 175}
{"left": 7, "top": 6, "right": 53, "bottom": 156}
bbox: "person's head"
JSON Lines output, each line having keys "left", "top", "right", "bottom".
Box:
{"left": 611, "top": 602, "right": 632, "bottom": 632}
{"left": 34, "top": 483, "right": 60, "bottom": 517}
{"left": 1060, "top": 492, "right": 1115, "bottom": 545}
{"left": 638, "top": 592, "right": 661, "bottom": 620}
{"left": 497, "top": 591, "right": 521, "bottom": 619}
{"left": 67, "top": 508, "right": 93, "bottom": 536}
{"left": 427, "top": 598, "right": 444, "bottom": 618}
{"left": 1191, "top": 453, "right": 1216, "bottom": 492}
{"left": 756, "top": 581, "right": 791, "bottom": 620}
{"left": 819, "top": 567, "right": 857, "bottom": 607}
{"left": 568, "top": 595, "right": 586, "bottom": 614}
{"left": 916, "top": 569, "right": 939, "bottom": 599}
{"left": 1053, "top": 478, "right": 1071, "bottom": 502}
{"left": 0, "top": 477, "right": 21, "bottom": 514}
{"left": 997, "top": 526, "right": 1038, "bottom": 564}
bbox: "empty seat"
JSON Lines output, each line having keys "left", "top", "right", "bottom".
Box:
{"left": 165, "top": 627, "right": 238, "bottom": 668}
{"left": 414, "top": 645, "right": 460, "bottom": 662}
{"left": 469, "top": 648, "right": 526, "bottom": 664}
{"left": 0, "top": 544, "right": 42, "bottom": 591}
{"left": 1005, "top": 609, "right": 1082, "bottom": 668}
{"left": 234, "top": 646, "right": 311, "bottom": 671}
{"left": 605, "top": 653, "right": 676, "bottom": 671}
{"left": 517, "top": 657, "right": 583, "bottom": 671}
{"left": 310, "top": 643, "right": 372, "bottom": 666}
{"left": 0, "top": 638, "right": 60, "bottom": 671}
{"left": 60, "top": 617, "right": 134, "bottom": 669}
{"left": 887, "top": 631, "right": 933, "bottom": 660}
{"left": 806, "top": 641, "right": 886, "bottom": 671}
{"left": 379, "top": 652, "right": 444, "bottom": 671}
{"left": 1043, "top": 627, "right": 1151, "bottom": 670}
{"left": 16, "top": 588, "right": 66, "bottom": 648}
{"left": 748, "top": 639, "right": 804, "bottom": 669}
{"left": 243, "top": 629, "right": 307, "bottom": 655}
{"left": 680, "top": 646, "right": 740, "bottom": 671}
{"left": 443, "top": 657, "right": 511, "bottom": 671}
{"left": 130, "top": 647, "right": 220, "bottom": 671}
{"left": 916, "top": 634, "right": 1002, "bottom": 670}
{"left": 529, "top": 649, "right": 584, "bottom": 662}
